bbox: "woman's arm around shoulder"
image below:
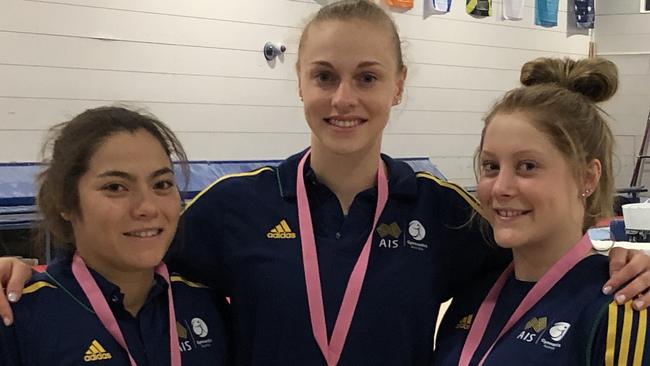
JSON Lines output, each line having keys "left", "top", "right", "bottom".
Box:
{"left": 0, "top": 258, "right": 33, "bottom": 326}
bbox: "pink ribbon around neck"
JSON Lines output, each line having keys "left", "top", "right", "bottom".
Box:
{"left": 458, "top": 234, "right": 593, "bottom": 366}
{"left": 72, "top": 253, "right": 181, "bottom": 366}
{"left": 297, "top": 150, "right": 388, "bottom": 366}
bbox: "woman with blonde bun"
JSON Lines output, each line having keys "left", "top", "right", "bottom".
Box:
{"left": 434, "top": 58, "right": 649, "bottom": 365}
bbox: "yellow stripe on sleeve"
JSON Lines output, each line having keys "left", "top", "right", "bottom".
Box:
{"left": 23, "top": 281, "right": 57, "bottom": 295}
{"left": 170, "top": 275, "right": 209, "bottom": 288}
{"left": 183, "top": 167, "right": 273, "bottom": 212}
{"left": 415, "top": 173, "right": 482, "bottom": 215}
{"left": 633, "top": 309, "right": 647, "bottom": 366}
{"left": 618, "top": 302, "right": 634, "bottom": 365}
{"left": 606, "top": 302, "right": 618, "bottom": 366}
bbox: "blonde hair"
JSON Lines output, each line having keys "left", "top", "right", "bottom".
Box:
{"left": 480, "top": 57, "right": 618, "bottom": 232}
{"left": 297, "top": 0, "right": 404, "bottom": 71}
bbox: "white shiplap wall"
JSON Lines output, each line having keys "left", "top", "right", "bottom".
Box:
{"left": 596, "top": 0, "right": 650, "bottom": 190}
{"left": 1, "top": 0, "right": 591, "bottom": 186}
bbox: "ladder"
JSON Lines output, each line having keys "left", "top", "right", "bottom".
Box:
{"left": 630, "top": 109, "right": 650, "bottom": 191}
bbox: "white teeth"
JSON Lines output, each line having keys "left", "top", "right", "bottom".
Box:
{"left": 328, "top": 119, "right": 362, "bottom": 128}
{"left": 496, "top": 210, "right": 525, "bottom": 218}
{"left": 126, "top": 229, "right": 160, "bottom": 238}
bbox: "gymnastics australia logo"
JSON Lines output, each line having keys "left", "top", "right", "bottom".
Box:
{"left": 516, "top": 316, "right": 571, "bottom": 351}
{"left": 406, "top": 220, "right": 428, "bottom": 250}
{"left": 178, "top": 318, "right": 214, "bottom": 353}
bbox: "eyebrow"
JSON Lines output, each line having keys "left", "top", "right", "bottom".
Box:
{"left": 310, "top": 60, "right": 333, "bottom": 68}
{"left": 357, "top": 61, "right": 383, "bottom": 68}
{"left": 96, "top": 167, "right": 174, "bottom": 181}
{"left": 309, "top": 60, "right": 384, "bottom": 69}
{"left": 480, "top": 149, "right": 545, "bottom": 157}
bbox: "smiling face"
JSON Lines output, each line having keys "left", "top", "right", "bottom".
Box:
{"left": 67, "top": 129, "right": 180, "bottom": 276}
{"left": 297, "top": 19, "right": 406, "bottom": 157}
{"left": 476, "top": 112, "right": 587, "bottom": 251}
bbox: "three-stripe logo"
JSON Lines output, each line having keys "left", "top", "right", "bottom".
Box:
{"left": 267, "top": 219, "right": 297, "bottom": 239}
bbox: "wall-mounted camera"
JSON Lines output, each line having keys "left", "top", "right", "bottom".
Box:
{"left": 263, "top": 42, "right": 286, "bottom": 61}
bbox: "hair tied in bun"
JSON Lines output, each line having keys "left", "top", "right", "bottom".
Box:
{"left": 520, "top": 57, "right": 618, "bottom": 103}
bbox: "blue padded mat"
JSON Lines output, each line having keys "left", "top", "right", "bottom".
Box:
{"left": 0, "top": 158, "right": 445, "bottom": 228}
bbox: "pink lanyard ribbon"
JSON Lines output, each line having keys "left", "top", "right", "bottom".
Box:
{"left": 458, "top": 234, "right": 593, "bottom": 366}
{"left": 297, "top": 150, "right": 388, "bottom": 366}
{"left": 71, "top": 253, "right": 181, "bottom": 366}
